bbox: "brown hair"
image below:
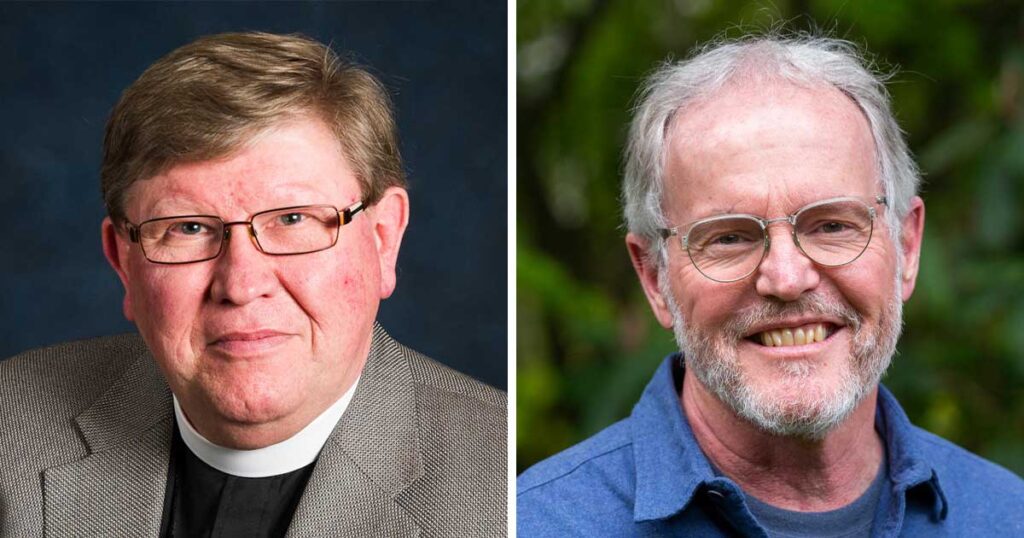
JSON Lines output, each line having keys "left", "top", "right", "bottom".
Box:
{"left": 101, "top": 31, "right": 405, "bottom": 223}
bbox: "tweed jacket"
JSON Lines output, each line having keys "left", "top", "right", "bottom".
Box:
{"left": 0, "top": 325, "right": 506, "bottom": 537}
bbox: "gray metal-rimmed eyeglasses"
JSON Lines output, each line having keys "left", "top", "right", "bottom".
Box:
{"left": 658, "top": 196, "right": 888, "bottom": 283}
{"left": 125, "top": 201, "right": 365, "bottom": 264}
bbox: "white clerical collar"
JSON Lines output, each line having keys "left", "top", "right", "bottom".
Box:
{"left": 173, "top": 376, "right": 359, "bottom": 478}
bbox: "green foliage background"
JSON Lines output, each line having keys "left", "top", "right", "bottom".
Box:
{"left": 517, "top": 0, "right": 1024, "bottom": 474}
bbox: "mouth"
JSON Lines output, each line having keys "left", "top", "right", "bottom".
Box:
{"left": 745, "top": 322, "right": 841, "bottom": 348}
{"left": 208, "top": 330, "right": 292, "bottom": 355}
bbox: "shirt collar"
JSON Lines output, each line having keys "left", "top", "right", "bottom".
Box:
{"left": 173, "top": 375, "right": 360, "bottom": 478}
{"left": 875, "top": 384, "right": 949, "bottom": 520}
{"left": 629, "top": 354, "right": 948, "bottom": 523}
{"left": 631, "top": 354, "right": 718, "bottom": 521}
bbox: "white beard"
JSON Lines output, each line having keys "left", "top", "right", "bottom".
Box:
{"left": 659, "top": 270, "right": 903, "bottom": 440}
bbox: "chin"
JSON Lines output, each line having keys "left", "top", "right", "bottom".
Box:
{"left": 736, "top": 366, "right": 867, "bottom": 440}
{"left": 199, "top": 376, "right": 300, "bottom": 427}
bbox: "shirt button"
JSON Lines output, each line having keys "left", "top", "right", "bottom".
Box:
{"left": 706, "top": 489, "right": 726, "bottom": 501}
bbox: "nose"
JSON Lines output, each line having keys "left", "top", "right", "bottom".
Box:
{"left": 209, "top": 225, "right": 279, "bottom": 305}
{"left": 753, "top": 225, "right": 820, "bottom": 301}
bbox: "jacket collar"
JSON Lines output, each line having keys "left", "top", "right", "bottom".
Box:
{"left": 630, "top": 354, "right": 948, "bottom": 524}
{"left": 285, "top": 323, "right": 425, "bottom": 536}
{"left": 43, "top": 344, "right": 173, "bottom": 536}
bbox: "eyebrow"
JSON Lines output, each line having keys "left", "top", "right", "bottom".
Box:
{"left": 144, "top": 197, "right": 215, "bottom": 219}
{"left": 689, "top": 204, "right": 745, "bottom": 222}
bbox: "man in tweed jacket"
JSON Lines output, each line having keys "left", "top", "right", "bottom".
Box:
{"left": 0, "top": 32, "right": 505, "bottom": 537}
{"left": 1, "top": 328, "right": 505, "bottom": 536}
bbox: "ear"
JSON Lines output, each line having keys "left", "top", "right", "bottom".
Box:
{"left": 369, "top": 187, "right": 410, "bottom": 299}
{"left": 101, "top": 217, "right": 135, "bottom": 321}
{"left": 897, "top": 196, "right": 926, "bottom": 301}
{"left": 626, "top": 233, "right": 674, "bottom": 329}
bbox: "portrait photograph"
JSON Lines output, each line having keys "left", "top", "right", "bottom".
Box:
{"left": 517, "top": 1, "right": 1024, "bottom": 535}
{"left": 0, "top": 2, "right": 507, "bottom": 536}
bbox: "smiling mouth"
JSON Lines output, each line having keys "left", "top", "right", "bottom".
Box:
{"left": 747, "top": 323, "right": 839, "bottom": 348}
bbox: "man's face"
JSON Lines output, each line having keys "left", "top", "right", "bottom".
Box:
{"left": 103, "top": 116, "right": 408, "bottom": 448}
{"left": 628, "top": 81, "right": 924, "bottom": 439}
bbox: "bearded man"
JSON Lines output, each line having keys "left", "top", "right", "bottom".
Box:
{"left": 517, "top": 35, "right": 1024, "bottom": 537}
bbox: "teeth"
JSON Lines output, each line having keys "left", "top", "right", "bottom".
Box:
{"left": 757, "top": 323, "right": 829, "bottom": 348}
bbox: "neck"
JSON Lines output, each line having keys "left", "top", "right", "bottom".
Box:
{"left": 682, "top": 369, "right": 883, "bottom": 511}
{"left": 174, "top": 375, "right": 359, "bottom": 477}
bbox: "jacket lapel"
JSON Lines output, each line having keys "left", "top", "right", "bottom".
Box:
{"left": 287, "top": 325, "right": 424, "bottom": 537}
{"left": 42, "top": 352, "right": 172, "bottom": 536}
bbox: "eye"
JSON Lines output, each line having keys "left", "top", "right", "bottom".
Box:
{"left": 688, "top": 220, "right": 762, "bottom": 253}
{"left": 818, "top": 221, "right": 849, "bottom": 233}
{"left": 174, "top": 221, "right": 209, "bottom": 235}
{"left": 278, "top": 213, "right": 306, "bottom": 225}
{"left": 713, "top": 233, "right": 746, "bottom": 245}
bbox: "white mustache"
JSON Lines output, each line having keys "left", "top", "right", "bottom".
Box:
{"left": 724, "top": 294, "right": 862, "bottom": 339}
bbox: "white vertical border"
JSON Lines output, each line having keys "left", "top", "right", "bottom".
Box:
{"left": 506, "top": 0, "right": 517, "bottom": 535}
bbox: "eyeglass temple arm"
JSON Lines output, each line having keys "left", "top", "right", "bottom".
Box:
{"left": 125, "top": 222, "right": 140, "bottom": 243}
{"left": 340, "top": 201, "right": 365, "bottom": 225}
{"left": 876, "top": 196, "right": 888, "bottom": 206}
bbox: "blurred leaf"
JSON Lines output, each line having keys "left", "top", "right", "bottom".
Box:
{"left": 920, "top": 119, "right": 994, "bottom": 175}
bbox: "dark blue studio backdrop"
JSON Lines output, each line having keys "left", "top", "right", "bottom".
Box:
{"left": 0, "top": 3, "right": 506, "bottom": 390}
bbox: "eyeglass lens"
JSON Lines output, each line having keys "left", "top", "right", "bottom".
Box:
{"left": 138, "top": 206, "right": 341, "bottom": 263}
{"left": 685, "top": 199, "right": 874, "bottom": 282}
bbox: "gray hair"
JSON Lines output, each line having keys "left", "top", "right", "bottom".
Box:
{"left": 622, "top": 34, "right": 920, "bottom": 263}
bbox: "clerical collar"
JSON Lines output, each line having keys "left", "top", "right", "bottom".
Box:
{"left": 173, "top": 377, "right": 359, "bottom": 478}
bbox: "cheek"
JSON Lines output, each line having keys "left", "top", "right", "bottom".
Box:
{"left": 128, "top": 264, "right": 208, "bottom": 343}
{"left": 280, "top": 249, "right": 380, "bottom": 335}
{"left": 677, "top": 273, "right": 748, "bottom": 327}
{"left": 831, "top": 245, "right": 899, "bottom": 316}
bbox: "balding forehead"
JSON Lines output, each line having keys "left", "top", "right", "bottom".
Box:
{"left": 665, "top": 79, "right": 876, "bottom": 164}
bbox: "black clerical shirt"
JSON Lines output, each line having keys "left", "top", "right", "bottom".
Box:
{"left": 159, "top": 424, "right": 316, "bottom": 538}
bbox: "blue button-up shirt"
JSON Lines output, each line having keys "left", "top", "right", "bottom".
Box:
{"left": 517, "top": 355, "right": 1024, "bottom": 537}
